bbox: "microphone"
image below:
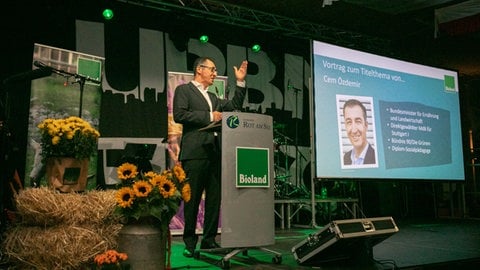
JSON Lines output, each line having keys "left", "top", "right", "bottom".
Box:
{"left": 33, "top": 60, "right": 101, "bottom": 84}
{"left": 33, "top": 61, "right": 50, "bottom": 69}
{"left": 33, "top": 60, "right": 65, "bottom": 78}
{"left": 287, "top": 79, "right": 302, "bottom": 92}
{"left": 2, "top": 67, "right": 52, "bottom": 85}
{"left": 215, "top": 86, "right": 224, "bottom": 111}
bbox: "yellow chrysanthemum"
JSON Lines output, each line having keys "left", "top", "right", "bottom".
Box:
{"left": 133, "top": 180, "right": 153, "bottom": 197}
{"left": 159, "top": 179, "right": 176, "bottom": 198}
{"left": 117, "top": 163, "right": 138, "bottom": 180}
{"left": 65, "top": 131, "right": 74, "bottom": 140}
{"left": 51, "top": 136, "right": 61, "bottom": 145}
{"left": 62, "top": 122, "right": 72, "bottom": 131}
{"left": 116, "top": 187, "right": 135, "bottom": 208}
{"left": 37, "top": 116, "right": 100, "bottom": 160}
{"left": 47, "top": 124, "right": 57, "bottom": 136}
{"left": 181, "top": 183, "right": 191, "bottom": 202}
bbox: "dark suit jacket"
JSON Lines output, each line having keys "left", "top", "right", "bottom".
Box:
{"left": 343, "top": 143, "right": 376, "bottom": 165}
{"left": 173, "top": 82, "right": 246, "bottom": 161}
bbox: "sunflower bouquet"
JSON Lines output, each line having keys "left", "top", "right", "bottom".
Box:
{"left": 114, "top": 162, "right": 190, "bottom": 228}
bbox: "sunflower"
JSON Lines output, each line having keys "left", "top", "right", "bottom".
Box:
{"left": 149, "top": 174, "right": 167, "bottom": 188}
{"left": 116, "top": 187, "right": 135, "bottom": 208}
{"left": 114, "top": 162, "right": 190, "bottom": 226}
{"left": 173, "top": 164, "right": 186, "bottom": 182}
{"left": 117, "top": 162, "right": 139, "bottom": 180}
{"left": 143, "top": 171, "right": 158, "bottom": 179}
{"left": 159, "top": 179, "right": 176, "bottom": 198}
{"left": 133, "top": 180, "right": 152, "bottom": 198}
{"left": 181, "top": 183, "right": 191, "bottom": 202}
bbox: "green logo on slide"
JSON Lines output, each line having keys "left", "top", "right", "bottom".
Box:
{"left": 444, "top": 75, "right": 455, "bottom": 92}
{"left": 236, "top": 147, "right": 269, "bottom": 188}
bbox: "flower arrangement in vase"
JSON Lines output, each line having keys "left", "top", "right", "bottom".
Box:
{"left": 114, "top": 162, "right": 191, "bottom": 228}
{"left": 113, "top": 162, "right": 191, "bottom": 269}
{"left": 37, "top": 116, "right": 100, "bottom": 192}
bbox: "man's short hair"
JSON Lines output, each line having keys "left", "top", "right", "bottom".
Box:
{"left": 192, "top": 57, "right": 216, "bottom": 75}
{"left": 343, "top": 99, "right": 367, "bottom": 121}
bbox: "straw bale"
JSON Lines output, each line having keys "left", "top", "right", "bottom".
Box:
{"left": 83, "top": 189, "right": 118, "bottom": 223}
{"left": 2, "top": 187, "right": 123, "bottom": 269}
{"left": 14, "top": 187, "right": 119, "bottom": 226}
{"left": 2, "top": 223, "right": 122, "bottom": 270}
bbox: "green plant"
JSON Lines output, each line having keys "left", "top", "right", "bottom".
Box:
{"left": 37, "top": 116, "right": 100, "bottom": 160}
{"left": 114, "top": 162, "right": 191, "bottom": 228}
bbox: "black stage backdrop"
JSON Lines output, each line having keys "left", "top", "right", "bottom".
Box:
{"left": 3, "top": 0, "right": 459, "bottom": 219}
{"left": 1, "top": 0, "right": 311, "bottom": 188}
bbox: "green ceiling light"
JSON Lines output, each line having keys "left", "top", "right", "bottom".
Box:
{"left": 251, "top": 44, "right": 261, "bottom": 52}
{"left": 199, "top": 35, "right": 209, "bottom": 43}
{"left": 102, "top": 9, "right": 114, "bottom": 20}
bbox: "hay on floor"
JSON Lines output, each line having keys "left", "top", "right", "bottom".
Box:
{"left": 14, "top": 187, "right": 119, "bottom": 226}
{"left": 3, "top": 223, "right": 122, "bottom": 270}
{"left": 2, "top": 187, "right": 122, "bottom": 269}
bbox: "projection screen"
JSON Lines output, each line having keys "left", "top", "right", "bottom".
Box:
{"left": 312, "top": 40, "right": 465, "bottom": 181}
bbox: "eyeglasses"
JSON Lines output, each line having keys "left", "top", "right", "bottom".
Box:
{"left": 200, "top": 65, "right": 217, "bottom": 73}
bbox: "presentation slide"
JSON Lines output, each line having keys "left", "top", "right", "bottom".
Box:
{"left": 312, "top": 40, "right": 464, "bottom": 181}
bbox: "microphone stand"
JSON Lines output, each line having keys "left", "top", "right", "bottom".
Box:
{"left": 289, "top": 83, "right": 304, "bottom": 196}
{"left": 75, "top": 76, "right": 87, "bottom": 118}
{"left": 288, "top": 82, "right": 317, "bottom": 227}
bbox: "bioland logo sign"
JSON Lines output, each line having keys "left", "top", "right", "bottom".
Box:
{"left": 444, "top": 75, "right": 456, "bottom": 92}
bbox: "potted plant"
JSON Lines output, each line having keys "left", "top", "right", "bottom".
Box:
{"left": 93, "top": 249, "right": 128, "bottom": 270}
{"left": 114, "top": 162, "right": 190, "bottom": 225}
{"left": 37, "top": 116, "right": 100, "bottom": 192}
{"left": 113, "top": 162, "right": 190, "bottom": 270}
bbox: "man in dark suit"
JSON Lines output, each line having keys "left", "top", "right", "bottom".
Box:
{"left": 173, "top": 57, "right": 248, "bottom": 257}
{"left": 342, "top": 99, "right": 376, "bottom": 166}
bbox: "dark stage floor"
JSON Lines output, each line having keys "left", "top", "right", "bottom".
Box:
{"left": 168, "top": 217, "right": 480, "bottom": 270}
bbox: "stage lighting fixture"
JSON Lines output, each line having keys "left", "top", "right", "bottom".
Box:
{"left": 199, "top": 35, "right": 209, "bottom": 43}
{"left": 252, "top": 44, "right": 261, "bottom": 52}
{"left": 102, "top": 9, "right": 114, "bottom": 20}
